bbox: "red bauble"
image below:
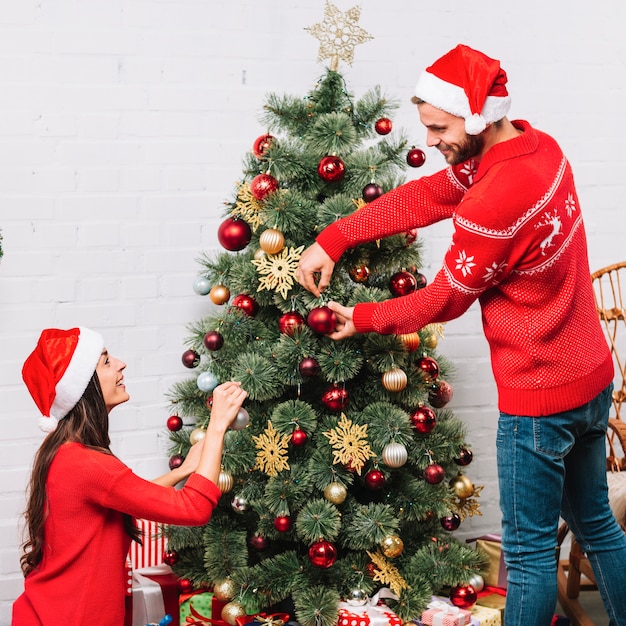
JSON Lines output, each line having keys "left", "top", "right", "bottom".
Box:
{"left": 299, "top": 356, "right": 320, "bottom": 378}
{"left": 181, "top": 349, "right": 200, "bottom": 368}
{"left": 291, "top": 427, "right": 308, "bottom": 447}
{"left": 450, "top": 584, "right": 478, "bottom": 609}
{"left": 407, "top": 147, "right": 426, "bottom": 167}
{"left": 455, "top": 447, "right": 474, "bottom": 466}
{"left": 167, "top": 415, "right": 183, "bottom": 431}
{"left": 405, "top": 228, "right": 418, "bottom": 245}
{"left": 349, "top": 265, "right": 370, "bottom": 283}
{"left": 307, "top": 306, "right": 337, "bottom": 334}
{"left": 163, "top": 550, "right": 178, "bottom": 566}
{"left": 203, "top": 330, "right": 224, "bottom": 351}
{"left": 389, "top": 271, "right": 417, "bottom": 297}
{"left": 415, "top": 272, "right": 428, "bottom": 289}
{"left": 273, "top": 515, "right": 292, "bottom": 532}
{"left": 232, "top": 293, "right": 259, "bottom": 317}
{"left": 417, "top": 356, "right": 440, "bottom": 380}
{"left": 169, "top": 454, "right": 184, "bottom": 470}
{"left": 424, "top": 462, "right": 445, "bottom": 484}
{"left": 206, "top": 396, "right": 213, "bottom": 409}
{"left": 250, "top": 173, "right": 279, "bottom": 200}
{"left": 317, "top": 155, "right": 345, "bottom": 182}
{"left": 374, "top": 117, "right": 393, "bottom": 135}
{"left": 364, "top": 469, "right": 386, "bottom": 490}
{"left": 178, "top": 578, "right": 194, "bottom": 594}
{"left": 217, "top": 217, "right": 252, "bottom": 251}
{"left": 309, "top": 540, "right": 337, "bottom": 568}
{"left": 279, "top": 311, "right": 305, "bottom": 336}
{"left": 410, "top": 405, "right": 437, "bottom": 434}
{"left": 252, "top": 133, "right": 274, "bottom": 159}
{"left": 429, "top": 379, "right": 453, "bottom": 408}
{"left": 441, "top": 512, "right": 461, "bottom": 531}
{"left": 321, "top": 384, "right": 349, "bottom": 412}
{"left": 362, "top": 183, "right": 383, "bottom": 203}
{"left": 249, "top": 534, "right": 269, "bottom": 550}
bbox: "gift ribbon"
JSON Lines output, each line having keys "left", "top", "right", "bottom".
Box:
{"left": 426, "top": 600, "right": 467, "bottom": 626}
{"left": 132, "top": 564, "right": 173, "bottom": 626}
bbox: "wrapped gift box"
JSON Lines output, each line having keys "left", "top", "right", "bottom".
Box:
{"left": 475, "top": 593, "right": 505, "bottom": 621}
{"left": 235, "top": 612, "right": 291, "bottom": 626}
{"left": 470, "top": 604, "right": 501, "bottom": 626}
{"left": 467, "top": 534, "right": 507, "bottom": 590}
{"left": 421, "top": 598, "right": 472, "bottom": 626}
{"left": 338, "top": 589, "right": 402, "bottom": 626}
{"left": 180, "top": 589, "right": 228, "bottom": 626}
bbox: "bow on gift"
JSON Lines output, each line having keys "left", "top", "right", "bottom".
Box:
{"left": 235, "top": 612, "right": 290, "bottom": 626}
{"left": 426, "top": 600, "right": 468, "bottom": 626}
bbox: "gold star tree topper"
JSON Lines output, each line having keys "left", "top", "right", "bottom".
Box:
{"left": 306, "top": 1, "right": 373, "bottom": 71}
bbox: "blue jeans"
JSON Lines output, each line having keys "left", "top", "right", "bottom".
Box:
{"left": 496, "top": 384, "right": 626, "bottom": 626}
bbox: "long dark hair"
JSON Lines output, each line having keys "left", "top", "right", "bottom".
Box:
{"left": 20, "top": 372, "right": 141, "bottom": 576}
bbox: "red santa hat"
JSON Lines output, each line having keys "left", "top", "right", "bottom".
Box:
{"left": 22, "top": 327, "right": 104, "bottom": 432}
{"left": 414, "top": 44, "right": 511, "bottom": 135}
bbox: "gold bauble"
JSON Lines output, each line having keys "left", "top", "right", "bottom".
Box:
{"left": 381, "top": 534, "right": 404, "bottom": 558}
{"left": 423, "top": 332, "right": 438, "bottom": 349}
{"left": 221, "top": 600, "right": 246, "bottom": 625}
{"left": 450, "top": 474, "right": 474, "bottom": 499}
{"left": 398, "top": 332, "right": 421, "bottom": 352}
{"left": 324, "top": 481, "right": 347, "bottom": 505}
{"left": 259, "top": 228, "right": 285, "bottom": 255}
{"left": 382, "top": 367, "right": 407, "bottom": 392}
{"left": 209, "top": 284, "right": 230, "bottom": 305}
{"left": 189, "top": 427, "right": 206, "bottom": 445}
{"left": 218, "top": 470, "right": 234, "bottom": 494}
{"left": 253, "top": 248, "right": 267, "bottom": 261}
{"left": 213, "top": 577, "right": 237, "bottom": 601}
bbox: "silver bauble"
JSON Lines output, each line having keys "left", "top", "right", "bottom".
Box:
{"left": 229, "top": 408, "right": 250, "bottom": 430}
{"left": 346, "top": 588, "right": 368, "bottom": 606}
{"left": 231, "top": 494, "right": 248, "bottom": 513}
{"left": 382, "top": 441, "right": 408, "bottom": 468}
{"left": 469, "top": 573, "right": 485, "bottom": 592}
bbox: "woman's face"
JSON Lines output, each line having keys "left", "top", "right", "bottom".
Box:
{"left": 95, "top": 349, "right": 130, "bottom": 413}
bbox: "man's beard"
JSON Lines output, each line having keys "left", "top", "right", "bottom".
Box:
{"left": 440, "top": 133, "right": 484, "bottom": 165}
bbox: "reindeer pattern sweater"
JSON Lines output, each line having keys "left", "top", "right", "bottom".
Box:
{"left": 12, "top": 442, "right": 221, "bottom": 626}
{"left": 317, "top": 120, "right": 613, "bottom": 416}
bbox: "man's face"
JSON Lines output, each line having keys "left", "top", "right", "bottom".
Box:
{"left": 417, "top": 102, "right": 485, "bottom": 165}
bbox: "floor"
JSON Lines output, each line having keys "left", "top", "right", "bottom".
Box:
{"left": 556, "top": 586, "right": 610, "bottom": 625}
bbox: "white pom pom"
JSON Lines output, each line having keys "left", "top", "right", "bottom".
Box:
{"left": 39, "top": 416, "right": 58, "bottom": 432}
{"left": 465, "top": 113, "right": 487, "bottom": 135}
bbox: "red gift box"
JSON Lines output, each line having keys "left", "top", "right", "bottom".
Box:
{"left": 126, "top": 564, "right": 180, "bottom": 626}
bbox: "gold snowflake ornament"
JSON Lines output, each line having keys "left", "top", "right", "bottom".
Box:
{"left": 455, "top": 483, "right": 484, "bottom": 522}
{"left": 252, "top": 245, "right": 304, "bottom": 300}
{"left": 252, "top": 420, "right": 291, "bottom": 477}
{"left": 305, "top": 1, "right": 373, "bottom": 71}
{"left": 234, "top": 181, "right": 265, "bottom": 231}
{"left": 366, "top": 549, "right": 409, "bottom": 597}
{"left": 323, "top": 412, "right": 375, "bottom": 475}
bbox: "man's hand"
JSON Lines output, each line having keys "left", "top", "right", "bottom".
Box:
{"left": 296, "top": 242, "right": 335, "bottom": 298}
{"left": 326, "top": 301, "right": 358, "bottom": 340}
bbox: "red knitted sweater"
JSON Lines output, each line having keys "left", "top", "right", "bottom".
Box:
{"left": 317, "top": 120, "right": 613, "bottom": 416}
{"left": 12, "top": 442, "right": 221, "bottom": 626}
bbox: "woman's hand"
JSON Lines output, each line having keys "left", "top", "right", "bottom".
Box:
{"left": 207, "top": 381, "right": 248, "bottom": 435}
{"left": 296, "top": 242, "right": 336, "bottom": 297}
{"left": 326, "top": 301, "right": 358, "bottom": 340}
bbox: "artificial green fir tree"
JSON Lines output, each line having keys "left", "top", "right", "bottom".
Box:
{"left": 162, "top": 8, "right": 485, "bottom": 625}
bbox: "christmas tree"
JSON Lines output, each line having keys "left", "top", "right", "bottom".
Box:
{"left": 163, "top": 4, "right": 485, "bottom": 624}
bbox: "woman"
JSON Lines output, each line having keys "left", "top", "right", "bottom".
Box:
{"left": 12, "top": 327, "right": 247, "bottom": 625}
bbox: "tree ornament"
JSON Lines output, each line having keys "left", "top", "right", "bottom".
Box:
{"left": 345, "top": 588, "right": 368, "bottom": 606}
{"left": 450, "top": 474, "right": 475, "bottom": 499}
{"left": 229, "top": 408, "right": 250, "bottom": 430}
{"left": 252, "top": 420, "right": 291, "bottom": 477}
{"left": 307, "top": 305, "right": 337, "bottom": 334}
{"left": 323, "top": 481, "right": 347, "bottom": 504}
{"left": 299, "top": 356, "right": 320, "bottom": 378}
{"left": 389, "top": 270, "right": 417, "bottom": 297}
{"left": 166, "top": 415, "right": 183, "bottom": 431}
{"left": 424, "top": 330, "right": 439, "bottom": 349}
{"left": 399, "top": 332, "right": 420, "bottom": 352}
{"left": 169, "top": 454, "right": 184, "bottom": 470}
{"left": 273, "top": 515, "right": 292, "bottom": 532}
{"left": 251, "top": 244, "right": 305, "bottom": 300}
{"left": 374, "top": 117, "right": 392, "bottom": 135}
{"left": 218, "top": 469, "right": 234, "bottom": 493}
{"left": 308, "top": 540, "right": 337, "bottom": 568}
{"left": 250, "top": 173, "right": 278, "bottom": 200}
{"left": 209, "top": 284, "right": 230, "bottom": 305}
{"left": 455, "top": 447, "right": 474, "bottom": 466}
{"left": 410, "top": 405, "right": 437, "bottom": 433}
{"left": 469, "top": 573, "right": 485, "bottom": 593}
{"left": 382, "top": 442, "right": 408, "bottom": 468}
{"left": 381, "top": 367, "right": 407, "bottom": 392}
{"left": 217, "top": 217, "right": 252, "bottom": 251}
{"left": 317, "top": 155, "right": 345, "bottom": 182}
{"left": 323, "top": 412, "right": 375, "bottom": 475}
{"left": 189, "top": 427, "right": 206, "bottom": 445}
{"left": 206, "top": 396, "right": 213, "bottom": 409}
{"left": 259, "top": 227, "right": 285, "bottom": 255}
{"left": 278, "top": 311, "right": 305, "bottom": 336}
{"left": 231, "top": 494, "right": 248, "bottom": 513}
{"left": 252, "top": 133, "right": 274, "bottom": 159}
{"left": 415, "top": 272, "right": 428, "bottom": 289}
{"left": 405, "top": 228, "right": 418, "bottom": 245}
{"left": 193, "top": 276, "right": 211, "bottom": 295}
{"left": 441, "top": 512, "right": 461, "bottom": 531}
{"left": 178, "top": 578, "right": 194, "bottom": 594}
{"left": 321, "top": 384, "right": 349, "bottom": 412}
{"left": 203, "top": 330, "right": 224, "bottom": 351}
{"left": 381, "top": 534, "right": 404, "bottom": 559}
{"left": 232, "top": 293, "right": 259, "bottom": 317}
{"left": 349, "top": 264, "right": 370, "bottom": 283}
{"left": 429, "top": 379, "right": 454, "bottom": 408}
{"left": 163, "top": 549, "right": 178, "bottom": 566}
{"left": 249, "top": 534, "right": 268, "bottom": 551}
{"left": 290, "top": 426, "right": 308, "bottom": 447}
{"left": 416, "top": 355, "right": 440, "bottom": 381}
{"left": 362, "top": 182, "right": 383, "bottom": 203}
{"left": 406, "top": 147, "right": 426, "bottom": 167}
{"left": 181, "top": 349, "right": 200, "bottom": 368}
{"left": 364, "top": 468, "right": 385, "bottom": 490}
{"left": 424, "top": 462, "right": 445, "bottom": 484}
{"left": 450, "top": 584, "right": 477, "bottom": 610}
{"left": 197, "top": 371, "right": 219, "bottom": 393}
{"left": 213, "top": 577, "right": 237, "bottom": 602}
{"left": 221, "top": 601, "right": 247, "bottom": 626}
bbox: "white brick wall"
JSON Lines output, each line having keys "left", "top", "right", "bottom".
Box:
{"left": 1, "top": 1, "right": 625, "bottom": 622}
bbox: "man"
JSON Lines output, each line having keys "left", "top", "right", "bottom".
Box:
{"left": 296, "top": 44, "right": 626, "bottom": 626}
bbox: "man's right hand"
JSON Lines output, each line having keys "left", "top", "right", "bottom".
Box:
{"left": 296, "top": 242, "right": 335, "bottom": 297}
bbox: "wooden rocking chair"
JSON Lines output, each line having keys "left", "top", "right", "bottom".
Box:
{"left": 556, "top": 261, "right": 626, "bottom": 625}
